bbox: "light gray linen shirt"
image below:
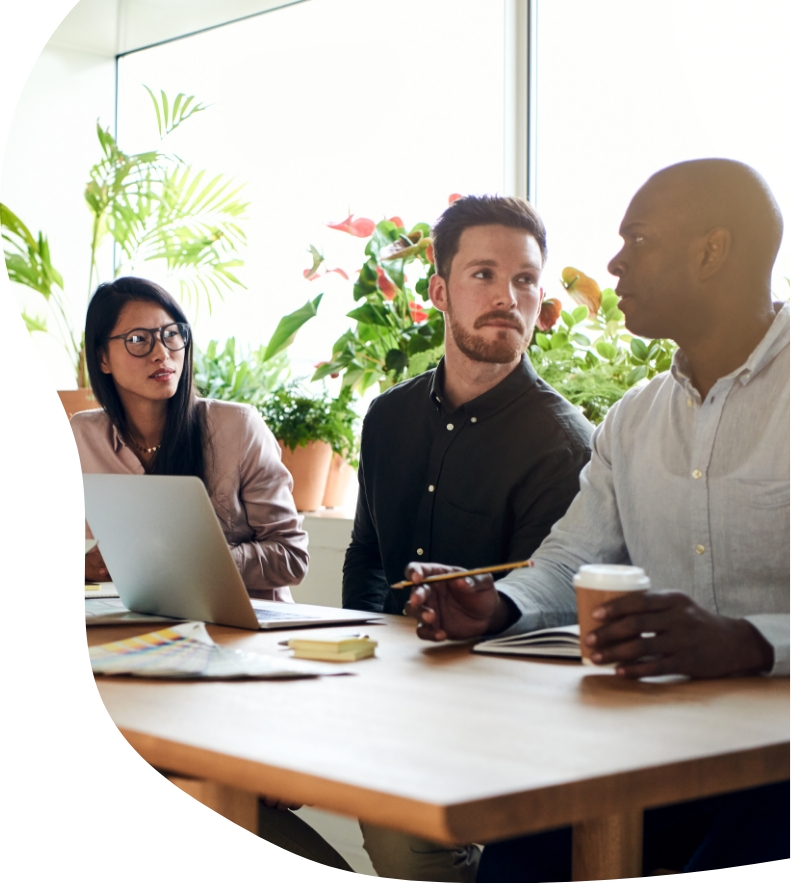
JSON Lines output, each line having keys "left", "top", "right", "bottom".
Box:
{"left": 496, "top": 302, "right": 790, "bottom": 676}
{"left": 71, "top": 398, "right": 309, "bottom": 601}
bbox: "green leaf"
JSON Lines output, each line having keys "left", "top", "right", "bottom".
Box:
{"left": 627, "top": 365, "right": 648, "bottom": 386}
{"left": 561, "top": 310, "right": 575, "bottom": 329}
{"left": 596, "top": 341, "right": 617, "bottom": 361}
{"left": 550, "top": 331, "right": 571, "bottom": 350}
{"left": 605, "top": 319, "right": 621, "bottom": 337}
{"left": 630, "top": 338, "right": 649, "bottom": 361}
{"left": 601, "top": 290, "right": 619, "bottom": 313}
{"left": 535, "top": 332, "right": 550, "bottom": 351}
{"left": 347, "top": 303, "right": 393, "bottom": 327}
{"left": 572, "top": 305, "right": 589, "bottom": 324}
{"left": 263, "top": 294, "right": 323, "bottom": 361}
{"left": 312, "top": 361, "right": 343, "bottom": 381}
{"left": 571, "top": 333, "right": 591, "bottom": 346}
{"left": 22, "top": 311, "right": 48, "bottom": 333}
{"left": 656, "top": 354, "right": 673, "bottom": 373}
{"left": 407, "top": 335, "right": 433, "bottom": 355}
{"left": 385, "top": 348, "right": 408, "bottom": 374}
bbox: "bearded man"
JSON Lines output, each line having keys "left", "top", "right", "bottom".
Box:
{"left": 341, "top": 195, "right": 592, "bottom": 882}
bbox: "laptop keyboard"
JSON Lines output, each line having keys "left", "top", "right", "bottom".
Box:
{"left": 251, "top": 605, "right": 321, "bottom": 622}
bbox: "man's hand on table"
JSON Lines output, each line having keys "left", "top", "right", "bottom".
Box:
{"left": 403, "top": 562, "right": 519, "bottom": 641}
{"left": 85, "top": 545, "right": 110, "bottom": 582}
{"left": 585, "top": 589, "right": 774, "bottom": 678}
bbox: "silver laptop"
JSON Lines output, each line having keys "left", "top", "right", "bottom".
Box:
{"left": 83, "top": 474, "right": 381, "bottom": 631}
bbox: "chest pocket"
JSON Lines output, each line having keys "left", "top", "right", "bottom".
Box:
{"left": 431, "top": 498, "right": 505, "bottom": 570}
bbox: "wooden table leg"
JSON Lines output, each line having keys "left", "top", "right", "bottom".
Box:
{"left": 168, "top": 775, "right": 259, "bottom": 835}
{"left": 572, "top": 811, "right": 643, "bottom": 881}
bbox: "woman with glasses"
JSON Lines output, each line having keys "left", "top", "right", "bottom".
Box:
{"left": 72, "top": 276, "right": 309, "bottom": 600}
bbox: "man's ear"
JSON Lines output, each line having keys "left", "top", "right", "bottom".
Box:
{"left": 698, "top": 227, "right": 731, "bottom": 281}
{"left": 428, "top": 273, "right": 449, "bottom": 312}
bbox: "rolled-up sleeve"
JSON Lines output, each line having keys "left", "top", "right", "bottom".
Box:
{"left": 744, "top": 614, "right": 790, "bottom": 677}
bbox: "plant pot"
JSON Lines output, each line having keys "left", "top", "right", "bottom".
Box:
{"left": 58, "top": 387, "right": 99, "bottom": 418}
{"left": 278, "top": 440, "right": 333, "bottom": 512}
{"left": 322, "top": 453, "right": 356, "bottom": 509}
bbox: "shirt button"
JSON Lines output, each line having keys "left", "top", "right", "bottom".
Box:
{"left": 416, "top": 548, "right": 424, "bottom": 555}
{"left": 692, "top": 469, "right": 702, "bottom": 479}
{"left": 695, "top": 544, "right": 706, "bottom": 555}
{"left": 687, "top": 398, "right": 694, "bottom": 407}
{"left": 446, "top": 423, "right": 454, "bottom": 431}
{"left": 470, "top": 417, "right": 478, "bottom": 423}
{"left": 428, "top": 485, "right": 435, "bottom": 492}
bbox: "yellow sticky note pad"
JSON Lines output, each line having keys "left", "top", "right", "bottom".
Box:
{"left": 287, "top": 635, "right": 377, "bottom": 663}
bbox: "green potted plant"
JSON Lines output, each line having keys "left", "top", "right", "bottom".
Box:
{"left": 193, "top": 294, "right": 357, "bottom": 510}
{"left": 2, "top": 87, "right": 249, "bottom": 411}
{"left": 258, "top": 384, "right": 359, "bottom": 511}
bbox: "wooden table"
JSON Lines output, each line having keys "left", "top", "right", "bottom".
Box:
{"left": 89, "top": 616, "right": 789, "bottom": 880}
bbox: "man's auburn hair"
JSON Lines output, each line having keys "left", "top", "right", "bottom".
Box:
{"left": 431, "top": 195, "right": 548, "bottom": 281}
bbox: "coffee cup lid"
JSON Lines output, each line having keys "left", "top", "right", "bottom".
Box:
{"left": 572, "top": 564, "right": 651, "bottom": 590}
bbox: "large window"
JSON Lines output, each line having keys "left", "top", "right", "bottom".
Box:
{"left": 534, "top": 0, "right": 790, "bottom": 300}
{"left": 117, "top": 0, "right": 506, "bottom": 376}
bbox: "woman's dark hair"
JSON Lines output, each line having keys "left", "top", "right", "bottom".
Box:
{"left": 85, "top": 276, "right": 211, "bottom": 485}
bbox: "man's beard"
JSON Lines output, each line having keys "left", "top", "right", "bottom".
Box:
{"left": 447, "top": 298, "right": 530, "bottom": 365}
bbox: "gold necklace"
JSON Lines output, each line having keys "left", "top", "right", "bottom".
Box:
{"left": 131, "top": 437, "right": 161, "bottom": 454}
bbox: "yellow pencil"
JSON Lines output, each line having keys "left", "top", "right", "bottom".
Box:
{"left": 390, "top": 559, "right": 534, "bottom": 590}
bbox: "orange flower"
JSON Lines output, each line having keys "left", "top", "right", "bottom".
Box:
{"left": 377, "top": 266, "right": 398, "bottom": 300}
{"left": 448, "top": 193, "right": 462, "bottom": 204}
{"left": 425, "top": 242, "right": 434, "bottom": 265}
{"left": 389, "top": 216, "right": 404, "bottom": 228}
{"left": 328, "top": 214, "right": 376, "bottom": 237}
{"left": 409, "top": 302, "right": 429, "bottom": 323}
{"left": 536, "top": 297, "right": 562, "bottom": 331}
{"left": 561, "top": 267, "right": 601, "bottom": 314}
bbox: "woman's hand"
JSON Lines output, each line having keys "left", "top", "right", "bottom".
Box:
{"left": 85, "top": 546, "right": 110, "bottom": 582}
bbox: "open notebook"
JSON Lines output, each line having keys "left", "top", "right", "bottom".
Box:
{"left": 473, "top": 624, "right": 581, "bottom": 659}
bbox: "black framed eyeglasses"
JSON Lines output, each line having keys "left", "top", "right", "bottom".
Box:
{"left": 106, "top": 322, "right": 190, "bottom": 358}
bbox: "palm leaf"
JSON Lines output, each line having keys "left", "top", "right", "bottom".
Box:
{"left": 144, "top": 85, "right": 207, "bottom": 138}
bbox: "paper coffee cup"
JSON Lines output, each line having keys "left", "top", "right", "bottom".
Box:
{"left": 573, "top": 564, "right": 650, "bottom": 666}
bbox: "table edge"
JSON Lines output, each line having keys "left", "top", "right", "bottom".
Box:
{"left": 119, "top": 728, "right": 790, "bottom": 844}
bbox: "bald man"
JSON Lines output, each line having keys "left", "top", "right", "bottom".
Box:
{"left": 404, "top": 159, "right": 789, "bottom": 877}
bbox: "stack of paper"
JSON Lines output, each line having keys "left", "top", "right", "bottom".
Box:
{"left": 473, "top": 624, "right": 581, "bottom": 659}
{"left": 90, "top": 621, "right": 351, "bottom": 679}
{"left": 287, "top": 633, "right": 378, "bottom": 662}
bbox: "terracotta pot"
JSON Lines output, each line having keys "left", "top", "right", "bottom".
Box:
{"left": 58, "top": 388, "right": 99, "bottom": 418}
{"left": 278, "top": 439, "right": 333, "bottom": 512}
{"left": 322, "top": 453, "right": 356, "bottom": 509}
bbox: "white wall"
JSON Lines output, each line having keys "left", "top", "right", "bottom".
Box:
{"left": 0, "top": 42, "right": 115, "bottom": 388}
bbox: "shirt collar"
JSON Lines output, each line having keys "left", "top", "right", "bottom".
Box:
{"left": 671, "top": 301, "right": 790, "bottom": 393}
{"left": 429, "top": 354, "right": 537, "bottom": 420}
{"left": 110, "top": 420, "right": 126, "bottom": 453}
